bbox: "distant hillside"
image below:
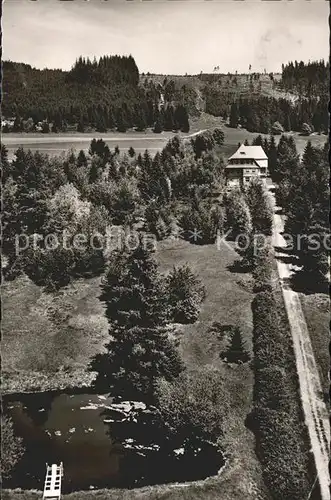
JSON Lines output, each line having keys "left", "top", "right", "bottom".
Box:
{"left": 140, "top": 65, "right": 328, "bottom": 135}
{"left": 2, "top": 58, "right": 328, "bottom": 135}
{"left": 2, "top": 56, "right": 191, "bottom": 133}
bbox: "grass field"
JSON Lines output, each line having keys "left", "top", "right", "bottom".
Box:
{"left": 4, "top": 112, "right": 327, "bottom": 160}
{"left": 300, "top": 293, "right": 330, "bottom": 398}
{"left": 2, "top": 274, "right": 109, "bottom": 394}
{"left": 3, "top": 238, "right": 268, "bottom": 499}
{"left": 191, "top": 112, "right": 327, "bottom": 157}
{"left": 4, "top": 122, "right": 324, "bottom": 499}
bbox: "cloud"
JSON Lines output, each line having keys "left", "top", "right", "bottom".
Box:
{"left": 2, "top": 0, "right": 328, "bottom": 74}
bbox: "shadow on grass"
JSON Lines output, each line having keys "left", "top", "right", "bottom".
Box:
{"left": 289, "top": 270, "right": 329, "bottom": 295}
{"left": 273, "top": 245, "right": 295, "bottom": 255}
{"left": 275, "top": 254, "right": 300, "bottom": 266}
{"left": 227, "top": 259, "right": 251, "bottom": 274}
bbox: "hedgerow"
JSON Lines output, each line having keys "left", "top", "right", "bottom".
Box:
{"left": 249, "top": 274, "right": 313, "bottom": 498}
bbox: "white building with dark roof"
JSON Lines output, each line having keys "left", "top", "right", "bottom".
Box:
{"left": 225, "top": 144, "right": 268, "bottom": 188}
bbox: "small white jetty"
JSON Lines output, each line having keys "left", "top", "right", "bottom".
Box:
{"left": 42, "top": 463, "right": 63, "bottom": 499}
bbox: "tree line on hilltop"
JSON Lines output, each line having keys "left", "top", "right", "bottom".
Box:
{"left": 281, "top": 60, "right": 329, "bottom": 97}
{"left": 3, "top": 58, "right": 328, "bottom": 136}
{"left": 2, "top": 56, "right": 190, "bottom": 133}
{"left": 204, "top": 60, "right": 328, "bottom": 135}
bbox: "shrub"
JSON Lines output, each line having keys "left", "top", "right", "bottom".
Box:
{"left": 252, "top": 244, "right": 273, "bottom": 293}
{"left": 156, "top": 367, "right": 229, "bottom": 450}
{"left": 251, "top": 289, "right": 312, "bottom": 499}
{"left": 166, "top": 265, "right": 206, "bottom": 323}
{"left": 249, "top": 407, "right": 310, "bottom": 500}
{"left": 253, "top": 366, "right": 292, "bottom": 412}
{"left": 180, "top": 203, "right": 224, "bottom": 244}
{"left": 1, "top": 416, "right": 25, "bottom": 478}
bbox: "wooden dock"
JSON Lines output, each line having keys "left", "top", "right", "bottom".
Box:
{"left": 43, "top": 463, "right": 63, "bottom": 499}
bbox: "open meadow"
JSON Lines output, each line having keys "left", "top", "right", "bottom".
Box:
{"left": 2, "top": 237, "right": 268, "bottom": 499}
{"left": 4, "top": 113, "right": 327, "bottom": 160}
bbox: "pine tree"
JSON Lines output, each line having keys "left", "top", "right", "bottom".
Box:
{"left": 107, "top": 107, "right": 116, "bottom": 129}
{"left": 263, "top": 138, "right": 269, "bottom": 156}
{"left": 92, "top": 241, "right": 184, "bottom": 403}
{"left": 89, "top": 159, "right": 101, "bottom": 183}
{"left": 180, "top": 106, "right": 190, "bottom": 133}
{"left": 13, "top": 116, "right": 23, "bottom": 132}
{"left": 268, "top": 135, "right": 277, "bottom": 178}
{"left": 164, "top": 105, "right": 175, "bottom": 131}
{"left": 128, "top": 146, "right": 136, "bottom": 158}
{"left": 252, "top": 135, "right": 263, "bottom": 146}
{"left": 220, "top": 327, "right": 250, "bottom": 364}
{"left": 117, "top": 108, "right": 128, "bottom": 133}
{"left": 77, "top": 114, "right": 86, "bottom": 132}
{"left": 96, "top": 114, "right": 107, "bottom": 133}
{"left": 135, "top": 108, "right": 147, "bottom": 132}
{"left": 299, "top": 223, "right": 329, "bottom": 284}
{"left": 229, "top": 103, "right": 239, "bottom": 128}
{"left": 246, "top": 178, "right": 273, "bottom": 235}
{"left": 166, "top": 265, "right": 206, "bottom": 324}
{"left": 225, "top": 190, "right": 252, "bottom": 239}
{"left": 77, "top": 150, "right": 88, "bottom": 168}
{"left": 153, "top": 116, "right": 163, "bottom": 133}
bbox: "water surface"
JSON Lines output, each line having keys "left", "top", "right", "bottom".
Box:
{"left": 4, "top": 391, "right": 224, "bottom": 492}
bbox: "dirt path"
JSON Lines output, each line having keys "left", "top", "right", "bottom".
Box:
{"left": 271, "top": 194, "right": 330, "bottom": 500}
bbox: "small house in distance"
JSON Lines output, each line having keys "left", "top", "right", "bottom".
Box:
{"left": 225, "top": 144, "right": 268, "bottom": 188}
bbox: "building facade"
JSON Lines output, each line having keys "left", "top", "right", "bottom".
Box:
{"left": 225, "top": 144, "right": 268, "bottom": 188}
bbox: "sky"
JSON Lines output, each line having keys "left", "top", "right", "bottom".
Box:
{"left": 2, "top": 0, "right": 329, "bottom": 74}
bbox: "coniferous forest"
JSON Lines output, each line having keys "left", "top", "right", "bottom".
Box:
{"left": 2, "top": 58, "right": 329, "bottom": 135}
{"left": 2, "top": 56, "right": 190, "bottom": 133}
{"left": 202, "top": 60, "right": 329, "bottom": 134}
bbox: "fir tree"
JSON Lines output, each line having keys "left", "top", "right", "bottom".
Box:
{"left": 92, "top": 241, "right": 184, "bottom": 403}
{"left": 229, "top": 103, "right": 239, "bottom": 128}
{"left": 128, "top": 146, "right": 136, "bottom": 158}
{"left": 268, "top": 135, "right": 277, "bottom": 178}
{"left": 166, "top": 265, "right": 206, "bottom": 324}
{"left": 252, "top": 135, "right": 263, "bottom": 146}
{"left": 246, "top": 178, "right": 273, "bottom": 235}
{"left": 77, "top": 150, "right": 88, "bottom": 168}
{"left": 220, "top": 327, "right": 250, "bottom": 364}
{"left": 225, "top": 190, "right": 252, "bottom": 239}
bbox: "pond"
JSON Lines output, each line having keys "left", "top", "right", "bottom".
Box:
{"left": 3, "top": 391, "right": 225, "bottom": 493}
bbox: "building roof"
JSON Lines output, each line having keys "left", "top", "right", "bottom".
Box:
{"left": 228, "top": 144, "right": 268, "bottom": 161}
